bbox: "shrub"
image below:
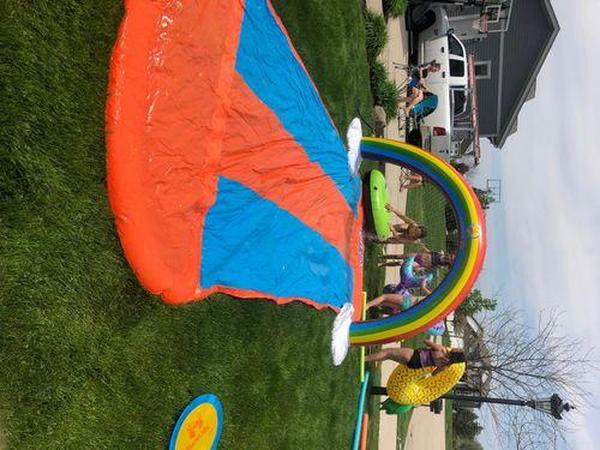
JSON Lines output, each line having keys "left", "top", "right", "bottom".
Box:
{"left": 369, "top": 61, "right": 400, "bottom": 120}
{"left": 363, "top": 8, "right": 388, "bottom": 62}
{"left": 383, "top": 0, "right": 409, "bottom": 18}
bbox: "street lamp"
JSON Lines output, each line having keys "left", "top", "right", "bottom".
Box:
{"left": 440, "top": 392, "right": 575, "bottom": 420}
{"left": 369, "top": 388, "right": 574, "bottom": 420}
{"left": 529, "top": 394, "right": 574, "bottom": 420}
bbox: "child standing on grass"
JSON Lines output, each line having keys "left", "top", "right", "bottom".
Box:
{"left": 367, "top": 204, "right": 429, "bottom": 248}
{"left": 398, "top": 170, "right": 424, "bottom": 191}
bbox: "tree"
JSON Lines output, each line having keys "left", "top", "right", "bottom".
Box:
{"left": 454, "top": 437, "right": 484, "bottom": 450}
{"left": 468, "top": 306, "right": 594, "bottom": 449}
{"left": 455, "top": 289, "right": 497, "bottom": 318}
{"left": 454, "top": 408, "right": 483, "bottom": 440}
{"left": 383, "top": 0, "right": 408, "bottom": 18}
{"left": 473, "top": 187, "right": 495, "bottom": 210}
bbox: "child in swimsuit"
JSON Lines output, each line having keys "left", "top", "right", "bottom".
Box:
{"left": 401, "top": 62, "right": 442, "bottom": 115}
{"left": 379, "top": 251, "right": 454, "bottom": 268}
{"left": 367, "top": 204, "right": 428, "bottom": 248}
{"left": 365, "top": 340, "right": 465, "bottom": 372}
{"left": 371, "top": 288, "right": 421, "bottom": 315}
{"left": 366, "top": 258, "right": 434, "bottom": 311}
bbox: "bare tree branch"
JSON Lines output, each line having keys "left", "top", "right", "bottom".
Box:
{"left": 461, "top": 306, "right": 596, "bottom": 449}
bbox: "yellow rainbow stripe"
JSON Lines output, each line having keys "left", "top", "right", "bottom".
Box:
{"left": 350, "top": 138, "right": 487, "bottom": 345}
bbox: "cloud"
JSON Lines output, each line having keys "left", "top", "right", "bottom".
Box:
{"left": 473, "top": 2, "right": 600, "bottom": 448}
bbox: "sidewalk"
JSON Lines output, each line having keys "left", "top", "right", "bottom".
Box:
{"left": 403, "top": 404, "right": 446, "bottom": 450}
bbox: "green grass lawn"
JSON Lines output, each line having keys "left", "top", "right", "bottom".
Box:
{"left": 405, "top": 183, "right": 448, "bottom": 254}
{"left": 392, "top": 181, "right": 451, "bottom": 448}
{"left": 360, "top": 174, "right": 453, "bottom": 449}
{"left": 404, "top": 182, "right": 450, "bottom": 294}
{"left": 406, "top": 185, "right": 455, "bottom": 450}
{"left": 0, "top": 0, "right": 377, "bottom": 448}
{"left": 445, "top": 399, "right": 454, "bottom": 450}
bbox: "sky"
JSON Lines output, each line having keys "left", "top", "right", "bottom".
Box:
{"left": 466, "top": 1, "right": 600, "bottom": 448}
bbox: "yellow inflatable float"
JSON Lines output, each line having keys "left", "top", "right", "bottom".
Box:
{"left": 386, "top": 362, "right": 466, "bottom": 405}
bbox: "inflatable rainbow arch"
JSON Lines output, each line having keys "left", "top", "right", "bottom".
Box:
{"left": 350, "top": 138, "right": 487, "bottom": 346}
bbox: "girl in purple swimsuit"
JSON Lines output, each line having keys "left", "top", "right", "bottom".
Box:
{"left": 366, "top": 255, "right": 434, "bottom": 312}
{"left": 365, "top": 339, "right": 465, "bottom": 371}
{"left": 366, "top": 289, "right": 423, "bottom": 315}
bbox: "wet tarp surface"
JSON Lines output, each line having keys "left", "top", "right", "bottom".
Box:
{"left": 106, "top": 0, "right": 363, "bottom": 310}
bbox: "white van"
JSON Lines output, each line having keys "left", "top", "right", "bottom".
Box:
{"left": 413, "top": 6, "right": 469, "bottom": 160}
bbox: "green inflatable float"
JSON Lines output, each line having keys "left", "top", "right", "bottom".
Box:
{"left": 365, "top": 169, "right": 392, "bottom": 239}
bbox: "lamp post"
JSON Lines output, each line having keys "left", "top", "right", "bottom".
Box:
{"left": 441, "top": 393, "right": 574, "bottom": 419}
{"left": 369, "top": 388, "right": 574, "bottom": 419}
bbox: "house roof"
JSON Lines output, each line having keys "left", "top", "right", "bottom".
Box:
{"left": 494, "top": 0, "right": 560, "bottom": 147}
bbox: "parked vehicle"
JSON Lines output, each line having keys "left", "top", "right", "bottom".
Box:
{"left": 409, "top": 6, "right": 470, "bottom": 161}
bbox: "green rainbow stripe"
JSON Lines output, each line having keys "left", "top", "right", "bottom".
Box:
{"left": 350, "top": 138, "right": 487, "bottom": 345}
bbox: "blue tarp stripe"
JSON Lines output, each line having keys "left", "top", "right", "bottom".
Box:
{"left": 201, "top": 177, "right": 353, "bottom": 307}
{"left": 235, "top": 0, "right": 360, "bottom": 212}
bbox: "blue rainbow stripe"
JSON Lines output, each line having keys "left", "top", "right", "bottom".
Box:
{"left": 350, "top": 138, "right": 486, "bottom": 345}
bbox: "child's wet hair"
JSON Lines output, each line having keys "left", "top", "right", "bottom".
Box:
{"left": 448, "top": 350, "right": 466, "bottom": 364}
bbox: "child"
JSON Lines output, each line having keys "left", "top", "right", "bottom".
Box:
{"left": 379, "top": 251, "right": 454, "bottom": 269}
{"left": 398, "top": 255, "right": 434, "bottom": 295}
{"left": 399, "top": 170, "right": 424, "bottom": 191}
{"left": 366, "top": 289, "right": 422, "bottom": 314}
{"left": 367, "top": 257, "right": 433, "bottom": 312}
{"left": 365, "top": 339, "right": 465, "bottom": 372}
{"left": 398, "top": 62, "right": 442, "bottom": 115}
{"left": 368, "top": 204, "right": 428, "bottom": 247}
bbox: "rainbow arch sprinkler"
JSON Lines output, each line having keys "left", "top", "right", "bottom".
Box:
{"left": 350, "top": 138, "right": 487, "bottom": 346}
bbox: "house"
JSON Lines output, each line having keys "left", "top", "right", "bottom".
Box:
{"left": 446, "top": 313, "right": 491, "bottom": 408}
{"left": 445, "top": 0, "right": 560, "bottom": 148}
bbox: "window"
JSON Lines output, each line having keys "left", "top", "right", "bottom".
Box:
{"left": 449, "top": 59, "right": 465, "bottom": 77}
{"left": 448, "top": 35, "right": 465, "bottom": 57}
{"left": 453, "top": 90, "right": 467, "bottom": 116}
{"left": 484, "top": 5, "right": 502, "bottom": 23}
{"left": 474, "top": 60, "right": 492, "bottom": 79}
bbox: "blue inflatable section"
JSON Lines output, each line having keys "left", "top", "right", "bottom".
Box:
{"left": 399, "top": 255, "right": 432, "bottom": 289}
{"left": 201, "top": 177, "right": 352, "bottom": 307}
{"left": 236, "top": 0, "right": 360, "bottom": 213}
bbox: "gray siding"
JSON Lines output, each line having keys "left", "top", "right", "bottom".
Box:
{"left": 464, "top": 38, "right": 501, "bottom": 135}
{"left": 498, "top": 0, "right": 553, "bottom": 139}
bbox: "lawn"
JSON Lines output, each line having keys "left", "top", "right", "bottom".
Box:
{"left": 404, "top": 183, "right": 448, "bottom": 255}
{"left": 445, "top": 399, "right": 454, "bottom": 450}
{"left": 362, "top": 237, "right": 386, "bottom": 450}
{"left": 394, "top": 180, "right": 452, "bottom": 448}
{"left": 0, "top": 0, "right": 376, "bottom": 448}
{"left": 404, "top": 182, "right": 451, "bottom": 294}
